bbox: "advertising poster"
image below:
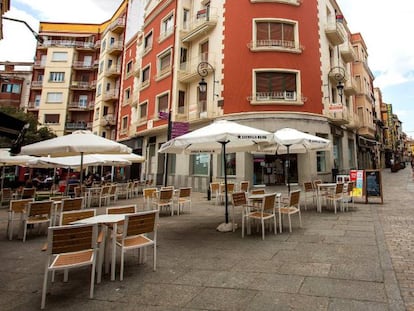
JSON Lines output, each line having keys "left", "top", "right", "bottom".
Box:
{"left": 349, "top": 169, "right": 364, "bottom": 197}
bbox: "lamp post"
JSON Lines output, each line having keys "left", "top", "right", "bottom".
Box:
{"left": 197, "top": 61, "right": 216, "bottom": 200}
{"left": 329, "top": 66, "right": 345, "bottom": 103}
{"left": 3, "top": 16, "right": 43, "bottom": 43}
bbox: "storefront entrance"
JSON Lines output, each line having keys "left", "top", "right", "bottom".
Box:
{"left": 253, "top": 154, "right": 298, "bottom": 186}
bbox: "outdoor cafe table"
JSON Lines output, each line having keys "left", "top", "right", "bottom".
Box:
{"left": 316, "top": 183, "right": 337, "bottom": 213}
{"left": 71, "top": 214, "right": 125, "bottom": 282}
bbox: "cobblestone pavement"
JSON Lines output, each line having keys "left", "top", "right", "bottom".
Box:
{"left": 0, "top": 167, "right": 413, "bottom": 310}
{"left": 377, "top": 167, "right": 414, "bottom": 310}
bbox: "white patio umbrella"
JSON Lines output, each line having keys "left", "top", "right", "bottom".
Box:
{"left": 19, "top": 130, "right": 132, "bottom": 184}
{"left": 265, "top": 128, "right": 331, "bottom": 192}
{"left": 0, "top": 148, "right": 35, "bottom": 189}
{"left": 27, "top": 154, "right": 132, "bottom": 169}
{"left": 158, "top": 119, "right": 272, "bottom": 232}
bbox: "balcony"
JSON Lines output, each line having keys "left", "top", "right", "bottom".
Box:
{"left": 73, "top": 61, "right": 95, "bottom": 70}
{"left": 100, "top": 114, "right": 116, "bottom": 127}
{"left": 344, "top": 78, "right": 358, "bottom": 96}
{"left": 325, "top": 20, "right": 346, "bottom": 45}
{"left": 31, "top": 81, "right": 43, "bottom": 89}
{"left": 340, "top": 41, "right": 357, "bottom": 63}
{"left": 103, "top": 89, "right": 119, "bottom": 101}
{"left": 65, "top": 121, "right": 88, "bottom": 131}
{"left": 104, "top": 65, "right": 121, "bottom": 78}
{"left": 248, "top": 39, "right": 304, "bottom": 54}
{"left": 70, "top": 81, "right": 92, "bottom": 90}
{"left": 74, "top": 41, "right": 95, "bottom": 50}
{"left": 109, "top": 17, "right": 125, "bottom": 34}
{"left": 324, "top": 103, "right": 350, "bottom": 126}
{"left": 107, "top": 41, "right": 123, "bottom": 55}
{"left": 347, "top": 111, "right": 360, "bottom": 130}
{"left": 178, "top": 54, "right": 216, "bottom": 83}
{"left": 181, "top": 7, "right": 218, "bottom": 43}
{"left": 27, "top": 102, "right": 40, "bottom": 111}
{"left": 247, "top": 91, "right": 303, "bottom": 104}
{"left": 68, "top": 102, "right": 90, "bottom": 110}
{"left": 33, "top": 60, "right": 46, "bottom": 69}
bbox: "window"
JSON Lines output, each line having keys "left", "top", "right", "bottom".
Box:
{"left": 200, "top": 41, "right": 209, "bottom": 62}
{"left": 1, "top": 83, "right": 20, "bottom": 93}
{"left": 44, "top": 114, "right": 60, "bottom": 124}
{"left": 161, "top": 14, "right": 174, "bottom": 37}
{"left": 107, "top": 59, "right": 113, "bottom": 69}
{"left": 254, "top": 70, "right": 298, "bottom": 102}
{"left": 34, "top": 95, "right": 41, "bottom": 107}
{"left": 95, "top": 107, "right": 100, "bottom": 120}
{"left": 99, "top": 61, "right": 104, "bottom": 74}
{"left": 157, "top": 93, "right": 169, "bottom": 114}
{"left": 141, "top": 66, "right": 150, "bottom": 87}
{"left": 316, "top": 134, "right": 328, "bottom": 172}
{"left": 126, "top": 61, "right": 133, "bottom": 75}
{"left": 255, "top": 20, "right": 295, "bottom": 48}
{"left": 49, "top": 72, "right": 65, "bottom": 82}
{"left": 179, "top": 47, "right": 188, "bottom": 70}
{"left": 144, "top": 31, "right": 153, "bottom": 53}
{"left": 46, "top": 92, "right": 63, "bottom": 103}
{"left": 121, "top": 116, "right": 128, "bottom": 130}
{"left": 178, "top": 91, "right": 185, "bottom": 114}
{"left": 101, "top": 39, "right": 106, "bottom": 51}
{"left": 191, "top": 154, "right": 209, "bottom": 175}
{"left": 79, "top": 95, "right": 88, "bottom": 108}
{"left": 198, "top": 87, "right": 207, "bottom": 117}
{"left": 157, "top": 49, "right": 171, "bottom": 77}
{"left": 51, "top": 52, "right": 68, "bottom": 61}
{"left": 97, "top": 83, "right": 102, "bottom": 96}
{"left": 183, "top": 9, "right": 189, "bottom": 29}
{"left": 124, "top": 88, "right": 131, "bottom": 104}
{"left": 139, "top": 102, "right": 147, "bottom": 121}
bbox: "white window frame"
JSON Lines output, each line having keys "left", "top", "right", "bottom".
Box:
{"left": 251, "top": 18, "right": 302, "bottom": 53}
{"left": 51, "top": 52, "right": 68, "bottom": 62}
{"left": 251, "top": 69, "right": 302, "bottom": 105}
{"left": 46, "top": 92, "right": 63, "bottom": 103}
{"left": 49, "top": 72, "right": 65, "bottom": 82}
{"left": 138, "top": 101, "right": 148, "bottom": 122}
{"left": 156, "top": 47, "right": 172, "bottom": 80}
{"left": 159, "top": 12, "right": 174, "bottom": 42}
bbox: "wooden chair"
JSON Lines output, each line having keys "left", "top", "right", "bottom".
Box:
{"left": 106, "top": 205, "right": 137, "bottom": 235}
{"left": 108, "top": 184, "right": 118, "bottom": 202}
{"left": 21, "top": 187, "right": 36, "bottom": 199}
{"left": 302, "top": 181, "right": 317, "bottom": 210}
{"left": 249, "top": 188, "right": 265, "bottom": 208}
{"left": 99, "top": 185, "right": 111, "bottom": 207}
{"left": 41, "top": 223, "right": 99, "bottom": 309}
{"left": 342, "top": 181, "right": 355, "bottom": 211}
{"left": 143, "top": 188, "right": 157, "bottom": 210}
{"left": 175, "top": 187, "right": 192, "bottom": 215}
{"left": 23, "top": 200, "right": 53, "bottom": 242}
{"left": 231, "top": 191, "right": 256, "bottom": 233}
{"left": 1, "top": 187, "right": 13, "bottom": 207}
{"left": 55, "top": 197, "right": 83, "bottom": 224}
{"left": 152, "top": 188, "right": 174, "bottom": 215}
{"left": 218, "top": 183, "right": 235, "bottom": 205}
{"left": 277, "top": 190, "right": 302, "bottom": 233}
{"left": 209, "top": 182, "right": 220, "bottom": 205}
{"left": 326, "top": 183, "right": 344, "bottom": 214}
{"left": 239, "top": 181, "right": 250, "bottom": 193}
{"left": 115, "top": 210, "right": 158, "bottom": 281}
{"left": 242, "top": 193, "right": 277, "bottom": 240}
{"left": 7, "top": 198, "right": 34, "bottom": 240}
{"left": 59, "top": 209, "right": 96, "bottom": 226}
{"left": 115, "top": 183, "right": 129, "bottom": 200}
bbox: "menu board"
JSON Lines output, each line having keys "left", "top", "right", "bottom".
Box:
{"left": 364, "top": 169, "right": 383, "bottom": 204}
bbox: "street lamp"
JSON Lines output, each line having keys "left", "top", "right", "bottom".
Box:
{"left": 329, "top": 66, "right": 345, "bottom": 103}
{"left": 3, "top": 16, "right": 43, "bottom": 43}
{"left": 197, "top": 61, "right": 216, "bottom": 200}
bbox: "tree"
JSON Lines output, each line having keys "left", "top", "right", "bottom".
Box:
{"left": 0, "top": 107, "right": 56, "bottom": 149}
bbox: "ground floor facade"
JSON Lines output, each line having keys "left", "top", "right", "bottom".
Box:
{"left": 124, "top": 112, "right": 361, "bottom": 192}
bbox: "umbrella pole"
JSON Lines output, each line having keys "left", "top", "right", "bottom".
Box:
{"left": 222, "top": 141, "right": 229, "bottom": 224}
{"left": 1, "top": 165, "right": 4, "bottom": 190}
{"left": 80, "top": 152, "right": 84, "bottom": 186}
{"left": 287, "top": 145, "right": 291, "bottom": 193}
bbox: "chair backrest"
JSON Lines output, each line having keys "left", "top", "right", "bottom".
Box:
{"left": 347, "top": 181, "right": 355, "bottom": 193}
{"left": 143, "top": 188, "right": 157, "bottom": 199}
{"left": 74, "top": 186, "right": 86, "bottom": 197}
{"left": 1, "top": 188, "right": 13, "bottom": 200}
{"left": 61, "top": 197, "right": 83, "bottom": 212}
{"left": 210, "top": 182, "right": 220, "bottom": 193}
{"left": 289, "top": 190, "right": 301, "bottom": 207}
{"left": 251, "top": 189, "right": 265, "bottom": 195}
{"left": 109, "top": 184, "right": 117, "bottom": 195}
{"left": 10, "top": 198, "right": 33, "bottom": 213}
{"left": 28, "top": 200, "right": 53, "bottom": 217}
{"left": 50, "top": 195, "right": 70, "bottom": 201}
{"left": 240, "top": 181, "right": 249, "bottom": 192}
{"left": 101, "top": 185, "right": 111, "bottom": 195}
{"left": 231, "top": 191, "right": 247, "bottom": 207}
{"left": 106, "top": 205, "right": 136, "bottom": 215}
{"left": 124, "top": 210, "right": 158, "bottom": 238}
{"left": 179, "top": 187, "right": 191, "bottom": 198}
{"left": 47, "top": 223, "right": 98, "bottom": 255}
{"left": 161, "top": 185, "right": 174, "bottom": 191}
{"left": 22, "top": 187, "right": 36, "bottom": 199}
{"left": 159, "top": 189, "right": 173, "bottom": 200}
{"left": 303, "top": 181, "right": 314, "bottom": 192}
{"left": 312, "top": 179, "right": 322, "bottom": 188}
{"left": 335, "top": 183, "right": 344, "bottom": 194}
{"left": 262, "top": 193, "right": 276, "bottom": 212}
{"left": 60, "top": 209, "right": 96, "bottom": 226}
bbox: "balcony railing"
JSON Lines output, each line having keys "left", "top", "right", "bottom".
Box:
{"left": 70, "top": 81, "right": 92, "bottom": 89}
{"left": 103, "top": 89, "right": 119, "bottom": 101}
{"left": 107, "top": 41, "right": 123, "bottom": 55}
{"left": 68, "top": 102, "right": 90, "bottom": 110}
{"left": 31, "top": 81, "right": 43, "bottom": 88}
{"left": 177, "top": 53, "right": 216, "bottom": 82}
{"left": 247, "top": 91, "right": 298, "bottom": 102}
{"left": 340, "top": 41, "right": 357, "bottom": 63}
{"left": 40, "top": 40, "right": 97, "bottom": 49}
{"left": 27, "top": 102, "right": 40, "bottom": 110}
{"left": 325, "top": 20, "right": 347, "bottom": 45}
{"left": 65, "top": 121, "right": 88, "bottom": 130}
{"left": 324, "top": 104, "right": 350, "bottom": 126}
{"left": 181, "top": 7, "right": 218, "bottom": 42}
{"left": 73, "top": 61, "right": 94, "bottom": 70}
{"left": 248, "top": 40, "right": 303, "bottom": 53}
{"left": 109, "top": 17, "right": 125, "bottom": 33}
{"left": 104, "top": 65, "right": 121, "bottom": 77}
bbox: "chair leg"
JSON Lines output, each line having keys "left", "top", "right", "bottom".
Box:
{"left": 41, "top": 263, "right": 49, "bottom": 309}
{"left": 261, "top": 219, "right": 265, "bottom": 240}
{"left": 273, "top": 215, "right": 277, "bottom": 235}
{"left": 242, "top": 214, "right": 245, "bottom": 238}
{"left": 90, "top": 259, "right": 96, "bottom": 298}
{"left": 298, "top": 211, "right": 302, "bottom": 227}
{"left": 153, "top": 245, "right": 157, "bottom": 271}
{"left": 23, "top": 222, "right": 27, "bottom": 242}
{"left": 120, "top": 249, "right": 125, "bottom": 281}
{"left": 279, "top": 213, "right": 283, "bottom": 233}
{"left": 288, "top": 215, "right": 292, "bottom": 233}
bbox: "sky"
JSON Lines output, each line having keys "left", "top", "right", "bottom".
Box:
{"left": 1, "top": 0, "right": 413, "bottom": 135}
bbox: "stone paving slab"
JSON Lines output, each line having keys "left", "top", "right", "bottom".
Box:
{"left": 1, "top": 168, "right": 413, "bottom": 310}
